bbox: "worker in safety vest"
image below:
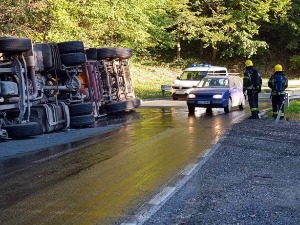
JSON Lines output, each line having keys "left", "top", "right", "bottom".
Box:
{"left": 243, "top": 60, "right": 262, "bottom": 119}
{"left": 268, "top": 64, "right": 288, "bottom": 120}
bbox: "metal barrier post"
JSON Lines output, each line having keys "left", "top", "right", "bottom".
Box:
{"left": 161, "top": 85, "right": 171, "bottom": 98}
{"left": 285, "top": 92, "right": 289, "bottom": 107}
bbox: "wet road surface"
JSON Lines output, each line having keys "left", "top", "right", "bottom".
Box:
{"left": 0, "top": 100, "right": 269, "bottom": 225}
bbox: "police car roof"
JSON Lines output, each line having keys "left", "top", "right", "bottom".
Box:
{"left": 205, "top": 75, "right": 228, "bottom": 79}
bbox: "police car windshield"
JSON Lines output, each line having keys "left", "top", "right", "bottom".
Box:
{"left": 180, "top": 71, "right": 207, "bottom": 81}
{"left": 199, "top": 77, "right": 229, "bottom": 88}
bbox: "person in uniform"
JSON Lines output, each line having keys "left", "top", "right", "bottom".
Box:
{"left": 268, "top": 64, "right": 288, "bottom": 120}
{"left": 243, "top": 60, "right": 262, "bottom": 119}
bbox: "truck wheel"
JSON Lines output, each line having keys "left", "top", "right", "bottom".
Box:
{"left": 115, "top": 48, "right": 133, "bottom": 59}
{"left": 133, "top": 98, "right": 141, "bottom": 108}
{"left": 60, "top": 52, "right": 86, "bottom": 66}
{"left": 3, "top": 122, "right": 41, "bottom": 139}
{"left": 97, "top": 47, "right": 117, "bottom": 60}
{"left": 85, "top": 48, "right": 97, "bottom": 60}
{"left": 0, "top": 37, "right": 32, "bottom": 54}
{"left": 68, "top": 102, "right": 94, "bottom": 116}
{"left": 57, "top": 41, "right": 84, "bottom": 54}
{"left": 102, "top": 101, "right": 129, "bottom": 114}
{"left": 224, "top": 98, "right": 232, "bottom": 113}
{"left": 70, "top": 114, "right": 95, "bottom": 128}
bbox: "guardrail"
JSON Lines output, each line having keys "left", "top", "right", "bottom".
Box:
{"left": 161, "top": 84, "right": 171, "bottom": 97}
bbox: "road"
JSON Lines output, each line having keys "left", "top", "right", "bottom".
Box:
{"left": 0, "top": 100, "right": 270, "bottom": 225}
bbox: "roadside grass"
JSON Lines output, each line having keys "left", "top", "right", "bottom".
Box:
{"left": 285, "top": 101, "right": 300, "bottom": 120}
{"left": 266, "top": 100, "right": 300, "bottom": 120}
{"left": 131, "top": 64, "right": 181, "bottom": 99}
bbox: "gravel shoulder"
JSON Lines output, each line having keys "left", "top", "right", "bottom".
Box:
{"left": 142, "top": 117, "right": 300, "bottom": 224}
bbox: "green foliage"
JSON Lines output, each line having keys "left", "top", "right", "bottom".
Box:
{"left": 289, "top": 55, "right": 300, "bottom": 69}
{"left": 285, "top": 101, "right": 300, "bottom": 120}
{"left": 131, "top": 63, "right": 180, "bottom": 99}
{"left": 1, "top": 0, "right": 300, "bottom": 73}
{"left": 286, "top": 101, "right": 300, "bottom": 113}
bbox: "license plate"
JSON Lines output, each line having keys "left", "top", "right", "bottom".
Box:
{"left": 175, "top": 90, "right": 186, "bottom": 94}
{"left": 198, "top": 100, "right": 210, "bottom": 104}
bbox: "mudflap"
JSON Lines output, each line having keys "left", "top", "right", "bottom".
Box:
{"left": 30, "top": 102, "right": 70, "bottom": 133}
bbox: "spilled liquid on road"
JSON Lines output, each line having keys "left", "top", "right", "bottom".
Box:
{"left": 0, "top": 106, "right": 247, "bottom": 225}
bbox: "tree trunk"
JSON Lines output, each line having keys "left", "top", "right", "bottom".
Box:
{"left": 176, "top": 37, "right": 181, "bottom": 61}
{"left": 199, "top": 40, "right": 203, "bottom": 57}
{"left": 212, "top": 47, "right": 217, "bottom": 62}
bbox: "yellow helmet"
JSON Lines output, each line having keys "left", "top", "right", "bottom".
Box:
{"left": 274, "top": 64, "right": 283, "bottom": 72}
{"left": 245, "top": 60, "right": 253, "bottom": 67}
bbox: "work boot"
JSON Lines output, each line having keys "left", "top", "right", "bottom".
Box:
{"left": 248, "top": 114, "right": 259, "bottom": 119}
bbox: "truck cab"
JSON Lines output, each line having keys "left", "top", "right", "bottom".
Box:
{"left": 170, "top": 64, "right": 228, "bottom": 100}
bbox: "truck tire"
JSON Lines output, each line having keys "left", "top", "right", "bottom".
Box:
{"left": 133, "top": 98, "right": 141, "bottom": 108}
{"left": 85, "top": 48, "right": 97, "bottom": 60}
{"left": 102, "top": 99, "right": 139, "bottom": 114}
{"left": 57, "top": 41, "right": 84, "bottom": 54}
{"left": 0, "top": 37, "right": 32, "bottom": 54}
{"left": 70, "top": 114, "right": 95, "bottom": 128}
{"left": 115, "top": 48, "right": 133, "bottom": 59}
{"left": 3, "top": 122, "right": 41, "bottom": 139}
{"left": 97, "top": 47, "right": 117, "bottom": 60}
{"left": 60, "top": 52, "right": 86, "bottom": 66}
{"left": 68, "top": 102, "right": 93, "bottom": 116}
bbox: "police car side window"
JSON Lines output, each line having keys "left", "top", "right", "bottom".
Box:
{"left": 213, "top": 70, "right": 226, "bottom": 75}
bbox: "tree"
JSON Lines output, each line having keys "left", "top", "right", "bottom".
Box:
{"left": 0, "top": 0, "right": 49, "bottom": 39}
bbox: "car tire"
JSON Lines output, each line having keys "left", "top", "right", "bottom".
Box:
{"left": 206, "top": 108, "right": 213, "bottom": 115}
{"left": 224, "top": 98, "right": 232, "bottom": 113}
{"left": 188, "top": 105, "right": 195, "bottom": 114}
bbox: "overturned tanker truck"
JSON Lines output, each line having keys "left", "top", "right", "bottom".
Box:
{"left": 0, "top": 37, "right": 140, "bottom": 139}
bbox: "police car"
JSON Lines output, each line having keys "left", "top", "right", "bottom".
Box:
{"left": 186, "top": 74, "right": 245, "bottom": 114}
{"left": 170, "top": 64, "right": 228, "bottom": 100}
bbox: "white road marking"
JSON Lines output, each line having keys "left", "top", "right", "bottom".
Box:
{"left": 181, "top": 164, "right": 198, "bottom": 176}
{"left": 121, "top": 134, "right": 226, "bottom": 225}
{"left": 149, "top": 187, "right": 176, "bottom": 205}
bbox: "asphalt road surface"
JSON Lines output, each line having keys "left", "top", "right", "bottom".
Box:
{"left": 0, "top": 100, "right": 270, "bottom": 225}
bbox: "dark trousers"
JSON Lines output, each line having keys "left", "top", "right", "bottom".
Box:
{"left": 271, "top": 94, "right": 285, "bottom": 116}
{"left": 247, "top": 90, "right": 259, "bottom": 115}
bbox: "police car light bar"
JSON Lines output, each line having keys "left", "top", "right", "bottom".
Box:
{"left": 190, "top": 63, "right": 211, "bottom": 67}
